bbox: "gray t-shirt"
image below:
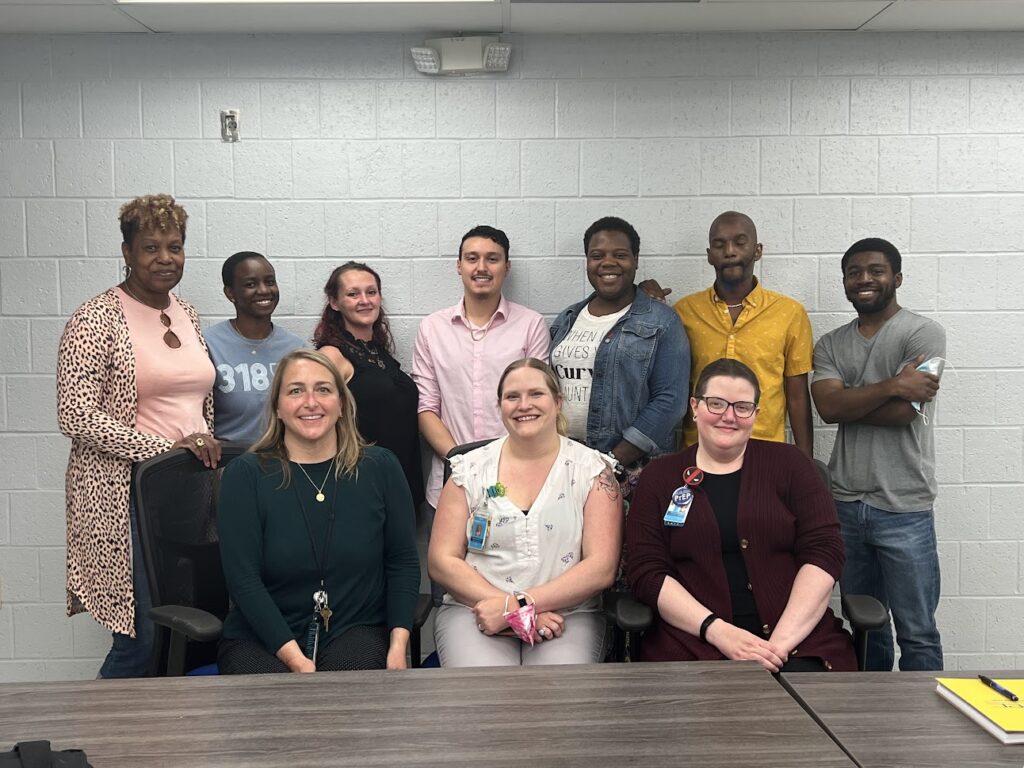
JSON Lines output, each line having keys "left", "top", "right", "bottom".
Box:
{"left": 812, "top": 308, "right": 946, "bottom": 513}
{"left": 206, "top": 320, "right": 305, "bottom": 444}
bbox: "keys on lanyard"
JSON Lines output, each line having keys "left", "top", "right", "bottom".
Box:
{"left": 304, "top": 588, "right": 331, "bottom": 661}
{"left": 314, "top": 588, "right": 332, "bottom": 633}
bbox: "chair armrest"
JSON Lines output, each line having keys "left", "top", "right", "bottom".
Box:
{"left": 842, "top": 594, "right": 889, "bottom": 631}
{"left": 149, "top": 605, "right": 223, "bottom": 644}
{"left": 413, "top": 593, "right": 433, "bottom": 630}
{"left": 604, "top": 591, "right": 653, "bottom": 632}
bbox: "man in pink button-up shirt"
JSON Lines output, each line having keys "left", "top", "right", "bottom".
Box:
{"left": 412, "top": 225, "right": 549, "bottom": 508}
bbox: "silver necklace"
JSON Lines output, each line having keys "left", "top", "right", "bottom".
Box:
{"left": 230, "top": 319, "right": 273, "bottom": 356}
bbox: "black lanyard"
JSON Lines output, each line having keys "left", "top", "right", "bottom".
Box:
{"left": 292, "top": 462, "right": 339, "bottom": 592}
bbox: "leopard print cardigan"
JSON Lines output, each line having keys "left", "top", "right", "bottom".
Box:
{"left": 57, "top": 288, "right": 214, "bottom": 637}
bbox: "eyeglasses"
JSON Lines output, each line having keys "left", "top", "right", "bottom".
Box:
{"left": 159, "top": 311, "right": 181, "bottom": 349}
{"left": 697, "top": 396, "right": 757, "bottom": 419}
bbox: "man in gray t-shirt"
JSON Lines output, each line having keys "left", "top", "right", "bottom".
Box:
{"left": 811, "top": 237, "right": 945, "bottom": 672}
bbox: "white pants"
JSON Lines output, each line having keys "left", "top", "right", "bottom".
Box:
{"left": 434, "top": 603, "right": 606, "bottom": 667}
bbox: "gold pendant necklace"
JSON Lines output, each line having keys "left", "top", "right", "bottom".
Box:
{"left": 295, "top": 457, "right": 336, "bottom": 502}
{"left": 121, "top": 282, "right": 182, "bottom": 349}
{"left": 121, "top": 281, "right": 170, "bottom": 310}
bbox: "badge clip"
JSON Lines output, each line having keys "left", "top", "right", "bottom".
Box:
{"left": 468, "top": 509, "right": 490, "bottom": 551}
{"left": 663, "top": 485, "right": 693, "bottom": 527}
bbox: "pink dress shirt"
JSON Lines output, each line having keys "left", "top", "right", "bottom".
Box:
{"left": 412, "top": 295, "right": 549, "bottom": 506}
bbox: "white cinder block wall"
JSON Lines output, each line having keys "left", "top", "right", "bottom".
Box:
{"left": 0, "top": 31, "right": 1022, "bottom": 682}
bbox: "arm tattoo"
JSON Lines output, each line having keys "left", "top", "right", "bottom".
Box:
{"left": 598, "top": 467, "right": 621, "bottom": 501}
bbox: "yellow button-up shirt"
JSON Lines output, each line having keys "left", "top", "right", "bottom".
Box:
{"left": 675, "top": 281, "right": 813, "bottom": 447}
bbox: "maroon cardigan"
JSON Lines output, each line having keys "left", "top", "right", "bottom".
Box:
{"left": 626, "top": 439, "right": 857, "bottom": 671}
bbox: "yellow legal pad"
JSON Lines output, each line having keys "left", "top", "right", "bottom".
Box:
{"left": 935, "top": 677, "right": 1024, "bottom": 745}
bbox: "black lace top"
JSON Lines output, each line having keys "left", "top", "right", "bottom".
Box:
{"left": 335, "top": 332, "right": 424, "bottom": 506}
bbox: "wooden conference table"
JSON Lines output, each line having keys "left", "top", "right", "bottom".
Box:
{"left": 780, "top": 671, "right": 1022, "bottom": 768}
{"left": 0, "top": 661, "right": 852, "bottom": 768}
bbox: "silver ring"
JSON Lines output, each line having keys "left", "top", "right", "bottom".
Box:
{"left": 477, "top": 623, "right": 484, "bottom": 632}
{"left": 538, "top": 627, "right": 548, "bottom": 638}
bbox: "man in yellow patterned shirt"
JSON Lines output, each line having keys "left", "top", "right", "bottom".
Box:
{"left": 674, "top": 211, "right": 814, "bottom": 455}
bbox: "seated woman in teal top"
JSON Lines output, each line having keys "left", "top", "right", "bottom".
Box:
{"left": 217, "top": 348, "right": 420, "bottom": 674}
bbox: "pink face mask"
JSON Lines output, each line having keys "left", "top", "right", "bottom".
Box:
{"left": 503, "top": 594, "right": 538, "bottom": 645}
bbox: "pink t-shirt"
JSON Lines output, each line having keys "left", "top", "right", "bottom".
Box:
{"left": 116, "top": 287, "right": 214, "bottom": 442}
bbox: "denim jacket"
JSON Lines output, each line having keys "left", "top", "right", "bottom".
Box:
{"left": 549, "top": 288, "right": 690, "bottom": 456}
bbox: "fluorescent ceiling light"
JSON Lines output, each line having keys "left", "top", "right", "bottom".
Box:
{"left": 116, "top": 0, "right": 495, "bottom": 4}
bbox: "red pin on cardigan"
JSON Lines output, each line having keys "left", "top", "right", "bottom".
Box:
{"left": 682, "top": 466, "right": 704, "bottom": 487}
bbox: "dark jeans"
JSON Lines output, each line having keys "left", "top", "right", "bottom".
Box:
{"left": 98, "top": 499, "right": 155, "bottom": 678}
{"left": 835, "top": 500, "right": 943, "bottom": 671}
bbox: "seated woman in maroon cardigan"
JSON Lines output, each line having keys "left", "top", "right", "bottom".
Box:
{"left": 626, "top": 358, "right": 856, "bottom": 672}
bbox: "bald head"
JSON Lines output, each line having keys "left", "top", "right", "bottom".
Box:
{"left": 709, "top": 211, "right": 757, "bottom": 243}
{"left": 706, "top": 210, "right": 762, "bottom": 289}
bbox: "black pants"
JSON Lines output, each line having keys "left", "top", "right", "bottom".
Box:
{"left": 779, "top": 655, "right": 829, "bottom": 673}
{"left": 218, "top": 624, "right": 389, "bottom": 675}
{"left": 734, "top": 612, "right": 828, "bottom": 673}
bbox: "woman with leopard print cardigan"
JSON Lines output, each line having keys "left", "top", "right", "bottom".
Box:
{"left": 57, "top": 195, "right": 221, "bottom": 678}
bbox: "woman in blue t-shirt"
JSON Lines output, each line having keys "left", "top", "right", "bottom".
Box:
{"left": 205, "top": 251, "right": 304, "bottom": 445}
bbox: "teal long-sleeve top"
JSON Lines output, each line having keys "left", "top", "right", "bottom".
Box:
{"left": 218, "top": 447, "right": 420, "bottom": 655}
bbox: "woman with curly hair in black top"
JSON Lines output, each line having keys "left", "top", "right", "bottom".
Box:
{"left": 313, "top": 261, "right": 424, "bottom": 506}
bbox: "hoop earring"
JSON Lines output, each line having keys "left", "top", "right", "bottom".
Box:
{"left": 123, "top": 264, "right": 131, "bottom": 280}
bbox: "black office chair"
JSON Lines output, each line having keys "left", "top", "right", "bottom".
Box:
{"left": 132, "top": 444, "right": 245, "bottom": 676}
{"left": 813, "top": 459, "right": 889, "bottom": 670}
{"left": 441, "top": 439, "right": 652, "bottom": 662}
{"left": 133, "top": 445, "right": 433, "bottom": 675}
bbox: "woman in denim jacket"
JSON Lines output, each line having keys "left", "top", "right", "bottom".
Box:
{"left": 549, "top": 216, "right": 691, "bottom": 495}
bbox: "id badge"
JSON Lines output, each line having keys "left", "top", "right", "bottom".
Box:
{"left": 663, "top": 485, "right": 693, "bottom": 527}
{"left": 468, "top": 511, "right": 490, "bottom": 551}
{"left": 303, "top": 618, "right": 319, "bottom": 660}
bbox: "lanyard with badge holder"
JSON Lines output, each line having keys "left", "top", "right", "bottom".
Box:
{"left": 293, "top": 464, "right": 339, "bottom": 661}
{"left": 468, "top": 482, "right": 505, "bottom": 551}
{"left": 664, "top": 466, "right": 704, "bottom": 527}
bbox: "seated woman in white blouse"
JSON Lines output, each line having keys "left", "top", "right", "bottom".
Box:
{"left": 428, "top": 357, "right": 622, "bottom": 666}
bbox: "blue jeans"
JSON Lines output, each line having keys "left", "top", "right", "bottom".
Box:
{"left": 98, "top": 499, "right": 155, "bottom": 678}
{"left": 835, "top": 499, "right": 943, "bottom": 671}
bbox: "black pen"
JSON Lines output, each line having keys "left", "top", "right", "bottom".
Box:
{"left": 979, "top": 675, "right": 1019, "bottom": 702}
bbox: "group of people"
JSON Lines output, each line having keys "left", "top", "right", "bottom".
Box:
{"left": 56, "top": 193, "right": 945, "bottom": 679}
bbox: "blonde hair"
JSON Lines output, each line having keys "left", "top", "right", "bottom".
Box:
{"left": 496, "top": 357, "right": 569, "bottom": 436}
{"left": 119, "top": 194, "right": 188, "bottom": 246}
{"left": 251, "top": 349, "right": 365, "bottom": 485}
